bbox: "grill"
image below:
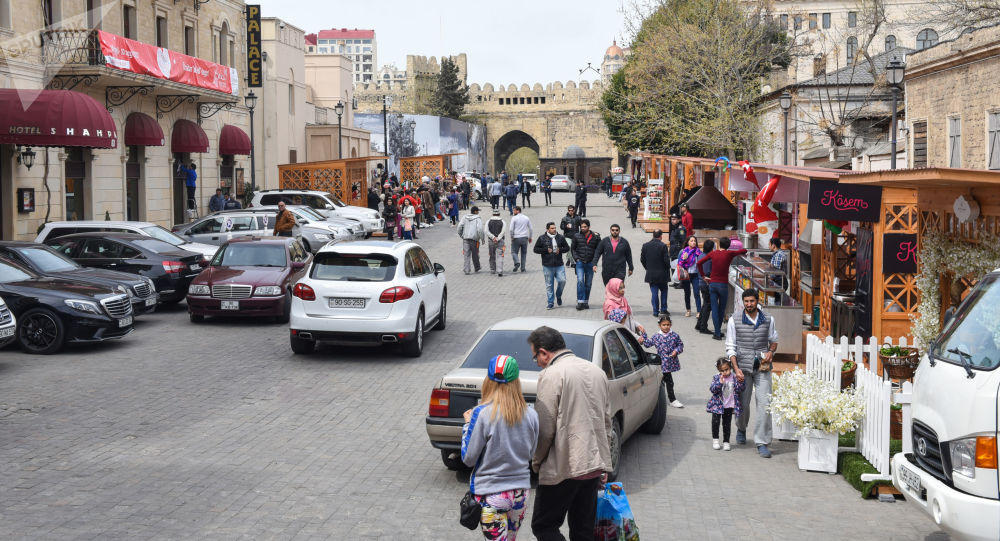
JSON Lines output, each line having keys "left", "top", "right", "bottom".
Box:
{"left": 0, "top": 302, "right": 12, "bottom": 325}
{"left": 101, "top": 295, "right": 133, "bottom": 318}
{"left": 133, "top": 282, "right": 152, "bottom": 297}
{"left": 912, "top": 420, "right": 950, "bottom": 484}
{"left": 212, "top": 284, "right": 253, "bottom": 299}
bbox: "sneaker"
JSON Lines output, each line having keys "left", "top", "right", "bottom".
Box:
{"left": 556, "top": 297, "right": 562, "bottom": 306}
{"left": 546, "top": 304, "right": 554, "bottom": 310}
{"left": 757, "top": 444, "right": 772, "bottom": 458}
{"left": 736, "top": 431, "right": 747, "bottom": 445}
{"left": 723, "top": 442, "right": 731, "bottom": 451}
{"left": 576, "top": 303, "right": 584, "bottom": 311}
{"left": 652, "top": 312, "right": 658, "bottom": 318}
{"left": 498, "top": 273, "right": 503, "bottom": 277}
{"left": 670, "top": 400, "right": 684, "bottom": 408}
{"left": 712, "top": 439, "right": 721, "bottom": 450}
{"left": 583, "top": 303, "right": 590, "bottom": 309}
{"left": 513, "top": 264, "right": 520, "bottom": 272}
{"left": 521, "top": 268, "right": 526, "bottom": 273}
{"left": 464, "top": 271, "right": 470, "bottom": 275}
{"left": 685, "top": 310, "right": 692, "bottom": 317}
{"left": 712, "top": 335, "right": 724, "bottom": 341}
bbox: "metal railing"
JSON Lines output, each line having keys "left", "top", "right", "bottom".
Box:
{"left": 41, "top": 29, "right": 104, "bottom": 66}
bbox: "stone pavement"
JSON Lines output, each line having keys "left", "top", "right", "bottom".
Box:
{"left": 0, "top": 192, "right": 948, "bottom": 540}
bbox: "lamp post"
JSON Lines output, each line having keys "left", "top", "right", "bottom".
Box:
{"left": 334, "top": 100, "right": 345, "bottom": 159}
{"left": 886, "top": 57, "right": 906, "bottom": 170}
{"left": 382, "top": 94, "right": 393, "bottom": 172}
{"left": 17, "top": 147, "right": 36, "bottom": 170}
{"left": 245, "top": 91, "right": 258, "bottom": 194}
{"left": 779, "top": 91, "right": 792, "bottom": 166}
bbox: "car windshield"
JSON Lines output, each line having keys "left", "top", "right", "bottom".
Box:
{"left": 0, "top": 260, "right": 35, "bottom": 282}
{"left": 212, "top": 243, "right": 287, "bottom": 267}
{"left": 460, "top": 330, "right": 595, "bottom": 372}
{"left": 311, "top": 252, "right": 396, "bottom": 281}
{"left": 289, "top": 208, "right": 318, "bottom": 222}
{"left": 324, "top": 192, "right": 347, "bottom": 207}
{"left": 15, "top": 246, "right": 79, "bottom": 272}
{"left": 931, "top": 273, "right": 1000, "bottom": 370}
{"left": 132, "top": 239, "right": 181, "bottom": 253}
{"left": 294, "top": 207, "right": 326, "bottom": 220}
{"left": 141, "top": 225, "right": 188, "bottom": 246}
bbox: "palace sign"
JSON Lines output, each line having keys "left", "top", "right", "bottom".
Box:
{"left": 807, "top": 179, "right": 882, "bottom": 222}
{"left": 246, "top": 5, "right": 262, "bottom": 87}
{"left": 99, "top": 31, "right": 239, "bottom": 95}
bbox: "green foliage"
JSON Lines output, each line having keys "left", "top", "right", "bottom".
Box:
{"left": 838, "top": 432, "right": 902, "bottom": 498}
{"left": 504, "top": 147, "right": 539, "bottom": 176}
{"left": 431, "top": 57, "right": 470, "bottom": 120}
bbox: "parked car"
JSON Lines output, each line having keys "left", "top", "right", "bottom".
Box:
{"left": 250, "top": 189, "right": 384, "bottom": 236}
{"left": 0, "top": 241, "right": 158, "bottom": 316}
{"left": 172, "top": 206, "right": 362, "bottom": 253}
{"left": 248, "top": 205, "right": 366, "bottom": 250}
{"left": 46, "top": 233, "right": 203, "bottom": 304}
{"left": 0, "top": 257, "right": 134, "bottom": 354}
{"left": 549, "top": 175, "right": 573, "bottom": 191}
{"left": 35, "top": 220, "right": 218, "bottom": 260}
{"left": 0, "top": 296, "right": 16, "bottom": 348}
{"left": 521, "top": 173, "right": 539, "bottom": 190}
{"left": 288, "top": 240, "right": 447, "bottom": 357}
{"left": 187, "top": 237, "right": 311, "bottom": 323}
{"left": 425, "top": 317, "right": 666, "bottom": 477}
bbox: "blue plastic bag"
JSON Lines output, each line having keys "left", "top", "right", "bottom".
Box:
{"left": 594, "top": 482, "right": 639, "bottom": 541}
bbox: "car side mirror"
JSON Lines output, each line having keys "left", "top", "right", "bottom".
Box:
{"left": 434, "top": 263, "right": 445, "bottom": 275}
{"left": 647, "top": 353, "right": 661, "bottom": 366}
{"left": 291, "top": 261, "right": 306, "bottom": 270}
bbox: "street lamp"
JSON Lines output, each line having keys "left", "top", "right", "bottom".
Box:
{"left": 886, "top": 57, "right": 905, "bottom": 170}
{"left": 779, "top": 91, "right": 792, "bottom": 166}
{"left": 382, "top": 94, "right": 393, "bottom": 172}
{"left": 17, "top": 146, "right": 36, "bottom": 170}
{"left": 244, "top": 91, "right": 258, "bottom": 194}
{"left": 334, "top": 100, "right": 345, "bottom": 159}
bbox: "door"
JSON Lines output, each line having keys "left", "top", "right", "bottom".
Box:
{"left": 853, "top": 226, "right": 874, "bottom": 338}
{"left": 173, "top": 152, "right": 189, "bottom": 225}
{"left": 601, "top": 330, "right": 642, "bottom": 436}
{"left": 78, "top": 238, "right": 125, "bottom": 270}
{"left": 405, "top": 248, "right": 437, "bottom": 316}
{"left": 115, "top": 243, "right": 147, "bottom": 275}
{"left": 617, "top": 329, "right": 656, "bottom": 418}
{"left": 416, "top": 247, "right": 443, "bottom": 318}
{"left": 186, "top": 217, "right": 225, "bottom": 244}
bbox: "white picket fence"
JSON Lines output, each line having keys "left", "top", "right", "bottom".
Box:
{"left": 804, "top": 335, "right": 905, "bottom": 479}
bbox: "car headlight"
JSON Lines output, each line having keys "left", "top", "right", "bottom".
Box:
{"left": 188, "top": 284, "right": 210, "bottom": 295}
{"left": 313, "top": 233, "right": 331, "bottom": 241}
{"left": 118, "top": 284, "right": 134, "bottom": 297}
{"left": 144, "top": 277, "right": 155, "bottom": 289}
{"left": 950, "top": 437, "right": 978, "bottom": 478}
{"left": 64, "top": 299, "right": 102, "bottom": 314}
{"left": 255, "top": 285, "right": 282, "bottom": 296}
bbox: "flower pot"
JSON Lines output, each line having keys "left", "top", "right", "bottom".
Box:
{"left": 890, "top": 408, "right": 903, "bottom": 441}
{"left": 773, "top": 417, "right": 799, "bottom": 441}
{"left": 880, "top": 349, "right": 920, "bottom": 380}
{"left": 840, "top": 363, "right": 857, "bottom": 390}
{"left": 797, "top": 429, "right": 839, "bottom": 473}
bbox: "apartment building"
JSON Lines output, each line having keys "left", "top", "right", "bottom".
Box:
{"left": 304, "top": 28, "right": 376, "bottom": 84}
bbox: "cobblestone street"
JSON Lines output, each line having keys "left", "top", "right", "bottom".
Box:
{"left": 0, "top": 193, "right": 947, "bottom": 540}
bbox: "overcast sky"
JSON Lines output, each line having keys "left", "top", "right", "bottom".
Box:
{"left": 255, "top": 0, "right": 630, "bottom": 85}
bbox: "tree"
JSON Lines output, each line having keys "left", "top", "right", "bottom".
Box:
{"left": 431, "top": 57, "right": 470, "bottom": 120}
{"left": 504, "top": 147, "right": 539, "bottom": 176}
{"left": 925, "top": 0, "right": 1000, "bottom": 33}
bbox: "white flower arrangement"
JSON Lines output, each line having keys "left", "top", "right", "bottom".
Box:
{"left": 769, "top": 369, "right": 865, "bottom": 437}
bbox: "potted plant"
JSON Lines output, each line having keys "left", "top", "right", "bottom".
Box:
{"left": 879, "top": 345, "right": 920, "bottom": 380}
{"left": 841, "top": 359, "right": 857, "bottom": 390}
{"left": 770, "top": 369, "right": 866, "bottom": 473}
{"left": 890, "top": 403, "right": 903, "bottom": 440}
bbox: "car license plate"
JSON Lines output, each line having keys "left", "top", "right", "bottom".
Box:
{"left": 190, "top": 264, "right": 201, "bottom": 271}
{"left": 144, "top": 298, "right": 156, "bottom": 307}
{"left": 899, "top": 463, "right": 923, "bottom": 496}
{"left": 118, "top": 316, "right": 133, "bottom": 328}
{"left": 0, "top": 327, "right": 13, "bottom": 339}
{"left": 221, "top": 300, "right": 240, "bottom": 310}
{"left": 330, "top": 297, "right": 366, "bottom": 308}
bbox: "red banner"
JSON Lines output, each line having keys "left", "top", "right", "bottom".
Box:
{"left": 98, "top": 31, "right": 239, "bottom": 96}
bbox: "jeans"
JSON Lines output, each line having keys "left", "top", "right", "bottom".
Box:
{"left": 544, "top": 191, "right": 552, "bottom": 205}
{"left": 542, "top": 265, "right": 566, "bottom": 307}
{"left": 463, "top": 239, "right": 481, "bottom": 273}
{"left": 488, "top": 239, "right": 505, "bottom": 274}
{"left": 521, "top": 192, "right": 531, "bottom": 207}
{"left": 575, "top": 261, "right": 594, "bottom": 303}
{"left": 736, "top": 370, "right": 773, "bottom": 445}
{"left": 505, "top": 196, "right": 517, "bottom": 214}
{"left": 531, "top": 477, "right": 600, "bottom": 541}
{"left": 662, "top": 372, "right": 676, "bottom": 402}
{"left": 649, "top": 283, "right": 669, "bottom": 315}
{"left": 511, "top": 237, "right": 529, "bottom": 270}
{"left": 712, "top": 408, "right": 734, "bottom": 442}
{"left": 681, "top": 273, "right": 703, "bottom": 311}
{"left": 709, "top": 282, "right": 728, "bottom": 337}
{"left": 696, "top": 281, "right": 712, "bottom": 330}
{"left": 490, "top": 195, "right": 500, "bottom": 210}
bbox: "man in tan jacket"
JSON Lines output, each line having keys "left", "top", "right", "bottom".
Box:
{"left": 528, "top": 326, "right": 613, "bottom": 541}
{"left": 272, "top": 201, "right": 296, "bottom": 237}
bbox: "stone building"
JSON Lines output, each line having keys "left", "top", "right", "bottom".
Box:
{"left": 904, "top": 24, "right": 1000, "bottom": 170}
{"left": 302, "top": 52, "right": 370, "bottom": 161}
{"left": 600, "top": 40, "right": 628, "bottom": 85}
{"left": 0, "top": 0, "right": 252, "bottom": 239}
{"left": 304, "top": 28, "right": 376, "bottom": 84}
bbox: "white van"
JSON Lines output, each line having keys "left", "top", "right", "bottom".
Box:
{"left": 892, "top": 268, "right": 1000, "bottom": 541}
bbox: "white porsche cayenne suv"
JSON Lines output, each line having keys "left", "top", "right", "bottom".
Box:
{"left": 288, "top": 240, "right": 446, "bottom": 356}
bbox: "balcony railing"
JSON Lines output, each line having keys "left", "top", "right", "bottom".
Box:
{"left": 41, "top": 29, "right": 104, "bottom": 66}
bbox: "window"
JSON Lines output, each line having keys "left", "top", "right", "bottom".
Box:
{"left": 42, "top": 0, "right": 60, "bottom": 27}
{"left": 813, "top": 54, "right": 826, "bottom": 76}
{"left": 86, "top": 0, "right": 101, "bottom": 29}
{"left": 184, "top": 25, "right": 195, "bottom": 55}
{"left": 822, "top": 13, "right": 831, "bottom": 29}
{"left": 122, "top": 4, "right": 136, "bottom": 39}
{"left": 288, "top": 83, "right": 294, "bottom": 115}
{"left": 80, "top": 239, "right": 123, "bottom": 259}
{"left": 912, "top": 121, "right": 928, "bottom": 168}
{"left": 793, "top": 15, "right": 802, "bottom": 30}
{"left": 617, "top": 330, "right": 644, "bottom": 368}
{"left": 190, "top": 217, "right": 223, "bottom": 235}
{"left": 219, "top": 22, "right": 230, "bottom": 65}
{"left": 808, "top": 13, "right": 817, "bottom": 29}
{"left": 602, "top": 332, "right": 633, "bottom": 379}
{"left": 156, "top": 16, "right": 167, "bottom": 47}
{"left": 779, "top": 14, "right": 788, "bottom": 29}
{"left": 318, "top": 47, "right": 328, "bottom": 53}
{"left": 228, "top": 40, "right": 235, "bottom": 68}
{"left": 917, "top": 28, "right": 939, "bottom": 50}
{"left": 949, "top": 117, "right": 962, "bottom": 168}
{"left": 848, "top": 11, "right": 857, "bottom": 27}
{"left": 885, "top": 34, "right": 896, "bottom": 51}
{"left": 289, "top": 149, "right": 297, "bottom": 163}
{"left": 846, "top": 36, "right": 858, "bottom": 65}
{"left": 988, "top": 112, "right": 1000, "bottom": 170}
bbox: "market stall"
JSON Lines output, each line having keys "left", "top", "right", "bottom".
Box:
{"left": 277, "top": 156, "right": 388, "bottom": 208}
{"left": 398, "top": 153, "right": 463, "bottom": 187}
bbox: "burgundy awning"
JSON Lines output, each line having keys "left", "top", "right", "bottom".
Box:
{"left": 124, "top": 112, "right": 164, "bottom": 146}
{"left": 219, "top": 124, "right": 250, "bottom": 155}
{"left": 0, "top": 89, "right": 117, "bottom": 148}
{"left": 171, "top": 119, "right": 209, "bottom": 153}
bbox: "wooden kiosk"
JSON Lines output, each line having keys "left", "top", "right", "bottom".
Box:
{"left": 277, "top": 156, "right": 387, "bottom": 209}
{"left": 398, "top": 153, "right": 463, "bottom": 186}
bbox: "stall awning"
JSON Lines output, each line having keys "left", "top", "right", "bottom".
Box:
{"left": 124, "top": 112, "right": 164, "bottom": 146}
{"left": 171, "top": 119, "right": 209, "bottom": 153}
{"left": 219, "top": 124, "right": 250, "bottom": 155}
{"left": 0, "top": 89, "right": 118, "bottom": 148}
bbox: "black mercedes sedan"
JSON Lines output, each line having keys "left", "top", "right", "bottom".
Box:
{"left": 0, "top": 257, "right": 134, "bottom": 354}
{"left": 0, "top": 241, "right": 158, "bottom": 316}
{"left": 46, "top": 233, "right": 204, "bottom": 304}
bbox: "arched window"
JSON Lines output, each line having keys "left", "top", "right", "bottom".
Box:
{"left": 846, "top": 36, "right": 858, "bottom": 65}
{"left": 885, "top": 35, "right": 896, "bottom": 51}
{"left": 219, "top": 22, "right": 230, "bottom": 66}
{"left": 917, "top": 28, "right": 939, "bottom": 50}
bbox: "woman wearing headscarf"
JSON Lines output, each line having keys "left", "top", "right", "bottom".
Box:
{"left": 603, "top": 278, "right": 646, "bottom": 336}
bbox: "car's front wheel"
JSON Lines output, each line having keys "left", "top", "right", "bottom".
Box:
{"left": 441, "top": 449, "right": 468, "bottom": 471}
{"left": 290, "top": 334, "right": 315, "bottom": 354}
{"left": 640, "top": 382, "right": 667, "bottom": 434}
{"left": 608, "top": 417, "right": 622, "bottom": 481}
{"left": 400, "top": 310, "right": 424, "bottom": 357}
{"left": 18, "top": 307, "right": 66, "bottom": 355}
{"left": 276, "top": 291, "right": 291, "bottom": 324}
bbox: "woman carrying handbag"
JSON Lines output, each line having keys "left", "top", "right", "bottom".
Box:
{"left": 461, "top": 355, "right": 539, "bottom": 540}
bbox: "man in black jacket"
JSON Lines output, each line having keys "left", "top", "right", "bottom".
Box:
{"left": 533, "top": 222, "right": 571, "bottom": 309}
{"left": 559, "top": 206, "right": 582, "bottom": 267}
{"left": 574, "top": 180, "right": 588, "bottom": 217}
{"left": 667, "top": 213, "right": 688, "bottom": 287}
{"left": 592, "top": 224, "right": 634, "bottom": 285}
{"left": 572, "top": 219, "right": 601, "bottom": 310}
{"left": 641, "top": 229, "right": 672, "bottom": 317}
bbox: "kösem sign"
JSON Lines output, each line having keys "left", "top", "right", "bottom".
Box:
{"left": 807, "top": 179, "right": 882, "bottom": 222}
{"left": 883, "top": 233, "right": 919, "bottom": 274}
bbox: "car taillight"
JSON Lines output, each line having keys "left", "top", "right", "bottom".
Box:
{"left": 162, "top": 261, "right": 183, "bottom": 273}
{"left": 293, "top": 283, "right": 316, "bottom": 301}
{"left": 428, "top": 389, "right": 450, "bottom": 417}
{"left": 379, "top": 286, "right": 414, "bottom": 303}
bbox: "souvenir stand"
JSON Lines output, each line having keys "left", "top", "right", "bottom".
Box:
{"left": 277, "top": 156, "right": 388, "bottom": 208}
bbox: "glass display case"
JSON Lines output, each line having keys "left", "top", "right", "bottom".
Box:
{"left": 732, "top": 254, "right": 787, "bottom": 300}
{"left": 644, "top": 179, "right": 664, "bottom": 220}
{"left": 728, "top": 251, "right": 803, "bottom": 355}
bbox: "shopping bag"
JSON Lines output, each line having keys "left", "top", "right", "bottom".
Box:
{"left": 594, "top": 482, "right": 639, "bottom": 541}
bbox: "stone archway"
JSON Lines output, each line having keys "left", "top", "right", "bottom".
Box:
{"left": 493, "top": 130, "right": 540, "bottom": 174}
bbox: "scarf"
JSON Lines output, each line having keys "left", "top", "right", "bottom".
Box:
{"left": 602, "top": 277, "right": 631, "bottom": 318}
{"left": 547, "top": 232, "right": 558, "bottom": 251}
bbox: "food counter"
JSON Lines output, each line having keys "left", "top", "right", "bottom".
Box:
{"left": 728, "top": 252, "right": 803, "bottom": 355}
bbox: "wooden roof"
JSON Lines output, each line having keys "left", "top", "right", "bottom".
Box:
{"left": 840, "top": 167, "right": 1000, "bottom": 188}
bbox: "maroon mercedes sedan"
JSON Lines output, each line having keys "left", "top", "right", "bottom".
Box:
{"left": 186, "top": 237, "right": 311, "bottom": 323}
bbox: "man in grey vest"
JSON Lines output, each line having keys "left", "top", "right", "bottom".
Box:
{"left": 725, "top": 288, "right": 779, "bottom": 458}
{"left": 485, "top": 209, "right": 507, "bottom": 277}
